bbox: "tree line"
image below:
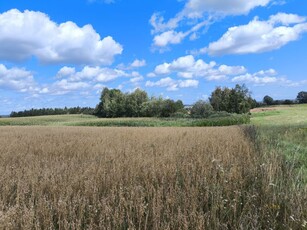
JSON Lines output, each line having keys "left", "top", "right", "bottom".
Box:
{"left": 10, "top": 107, "right": 95, "bottom": 117}
{"left": 262, "top": 91, "right": 307, "bottom": 106}
{"left": 95, "top": 84, "right": 256, "bottom": 118}
{"left": 9, "top": 87, "right": 307, "bottom": 118}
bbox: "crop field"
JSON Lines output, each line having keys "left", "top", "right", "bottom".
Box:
{"left": 0, "top": 126, "right": 306, "bottom": 229}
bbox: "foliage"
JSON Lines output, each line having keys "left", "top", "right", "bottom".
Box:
{"left": 95, "top": 88, "right": 126, "bottom": 118}
{"left": 96, "top": 88, "right": 184, "bottom": 118}
{"left": 209, "top": 84, "right": 254, "bottom": 114}
{"left": 10, "top": 107, "right": 95, "bottom": 117}
{"left": 263, "top": 95, "right": 274, "bottom": 105}
{"left": 125, "top": 88, "right": 149, "bottom": 117}
{"left": 190, "top": 100, "right": 214, "bottom": 118}
{"left": 297, "top": 91, "right": 307, "bottom": 104}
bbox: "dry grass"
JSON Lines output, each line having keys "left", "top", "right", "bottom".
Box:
{"left": 0, "top": 126, "right": 306, "bottom": 229}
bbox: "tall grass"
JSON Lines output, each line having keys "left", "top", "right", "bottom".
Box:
{"left": 0, "top": 126, "right": 306, "bottom": 229}
{"left": 0, "top": 114, "right": 250, "bottom": 127}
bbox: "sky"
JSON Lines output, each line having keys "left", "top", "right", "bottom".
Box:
{"left": 0, "top": 0, "right": 307, "bottom": 114}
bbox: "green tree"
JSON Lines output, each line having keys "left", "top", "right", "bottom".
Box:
{"left": 297, "top": 91, "right": 307, "bottom": 104}
{"left": 190, "top": 100, "right": 214, "bottom": 118}
{"left": 125, "top": 89, "right": 148, "bottom": 117}
{"left": 96, "top": 88, "right": 126, "bottom": 117}
{"left": 141, "top": 97, "right": 163, "bottom": 117}
{"left": 263, "top": 95, "right": 274, "bottom": 105}
{"left": 140, "top": 97, "right": 183, "bottom": 117}
{"left": 210, "top": 84, "right": 254, "bottom": 114}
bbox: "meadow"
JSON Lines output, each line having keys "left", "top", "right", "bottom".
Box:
{"left": 0, "top": 114, "right": 250, "bottom": 127}
{"left": 251, "top": 104, "right": 307, "bottom": 126}
{"left": 0, "top": 105, "right": 306, "bottom": 229}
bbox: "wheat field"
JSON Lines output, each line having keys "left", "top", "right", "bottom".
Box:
{"left": 0, "top": 126, "right": 306, "bottom": 229}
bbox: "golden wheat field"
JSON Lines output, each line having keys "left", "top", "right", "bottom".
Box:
{"left": 0, "top": 126, "right": 306, "bottom": 229}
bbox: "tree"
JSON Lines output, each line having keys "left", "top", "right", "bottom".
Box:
{"left": 190, "top": 100, "right": 214, "bottom": 118}
{"left": 140, "top": 97, "right": 183, "bottom": 117}
{"left": 297, "top": 91, "right": 307, "bottom": 104}
{"left": 263, "top": 95, "right": 274, "bottom": 105}
{"left": 209, "top": 87, "right": 231, "bottom": 112}
{"left": 96, "top": 88, "right": 126, "bottom": 117}
{"left": 141, "top": 97, "right": 163, "bottom": 117}
{"left": 125, "top": 88, "right": 148, "bottom": 117}
{"left": 209, "top": 84, "right": 254, "bottom": 114}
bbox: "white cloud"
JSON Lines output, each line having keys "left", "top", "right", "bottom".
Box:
{"left": 56, "top": 66, "right": 76, "bottom": 78}
{"left": 147, "top": 72, "right": 156, "bottom": 78}
{"left": 56, "top": 66, "right": 128, "bottom": 83}
{"left": 130, "top": 76, "right": 144, "bottom": 83}
{"left": 0, "top": 9, "right": 123, "bottom": 65}
{"left": 146, "top": 77, "right": 198, "bottom": 91}
{"left": 170, "top": 55, "right": 195, "bottom": 70}
{"left": 231, "top": 69, "right": 287, "bottom": 85}
{"left": 218, "top": 65, "right": 247, "bottom": 75}
{"left": 47, "top": 66, "right": 145, "bottom": 95}
{"left": 152, "top": 20, "right": 211, "bottom": 48}
{"left": 150, "top": 0, "right": 271, "bottom": 48}
{"left": 150, "top": 13, "right": 183, "bottom": 34}
{"left": 206, "top": 13, "right": 307, "bottom": 56}
{"left": 154, "top": 63, "right": 171, "bottom": 75}
{"left": 153, "top": 30, "right": 186, "bottom": 47}
{"left": 152, "top": 55, "right": 246, "bottom": 81}
{"left": 178, "top": 79, "right": 199, "bottom": 88}
{"left": 117, "top": 59, "right": 146, "bottom": 70}
{"left": 131, "top": 59, "right": 146, "bottom": 68}
{"left": 0, "top": 64, "right": 39, "bottom": 93}
{"left": 53, "top": 80, "right": 90, "bottom": 92}
{"left": 184, "top": 0, "right": 270, "bottom": 17}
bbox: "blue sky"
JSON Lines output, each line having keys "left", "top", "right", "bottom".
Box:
{"left": 0, "top": 0, "right": 307, "bottom": 114}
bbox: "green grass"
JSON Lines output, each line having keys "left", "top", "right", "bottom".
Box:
{"left": 0, "top": 114, "right": 250, "bottom": 127}
{"left": 251, "top": 104, "right": 307, "bottom": 126}
{"left": 254, "top": 125, "right": 307, "bottom": 182}
{"left": 251, "top": 104, "right": 307, "bottom": 181}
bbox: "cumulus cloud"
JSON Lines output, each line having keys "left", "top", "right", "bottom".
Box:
{"left": 56, "top": 67, "right": 76, "bottom": 78}
{"left": 0, "top": 9, "right": 123, "bottom": 65}
{"left": 183, "top": 0, "right": 270, "bottom": 17}
{"left": 152, "top": 55, "right": 246, "bottom": 81}
{"left": 205, "top": 13, "right": 307, "bottom": 56}
{"left": 52, "top": 80, "right": 90, "bottom": 93}
{"left": 56, "top": 66, "right": 128, "bottom": 83}
{"left": 0, "top": 64, "right": 39, "bottom": 93}
{"left": 153, "top": 30, "right": 186, "bottom": 47}
{"left": 130, "top": 76, "right": 144, "bottom": 83}
{"left": 146, "top": 77, "right": 198, "bottom": 91}
{"left": 231, "top": 69, "right": 289, "bottom": 85}
{"left": 150, "top": 0, "right": 271, "bottom": 48}
{"left": 117, "top": 59, "right": 147, "bottom": 70}
{"left": 130, "top": 59, "right": 146, "bottom": 68}
{"left": 48, "top": 66, "right": 144, "bottom": 95}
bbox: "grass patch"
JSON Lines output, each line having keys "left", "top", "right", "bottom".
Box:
{"left": 254, "top": 125, "right": 307, "bottom": 182}
{"left": 251, "top": 104, "right": 307, "bottom": 126}
{"left": 251, "top": 104, "right": 307, "bottom": 181}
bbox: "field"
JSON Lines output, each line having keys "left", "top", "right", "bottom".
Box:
{"left": 0, "top": 105, "right": 306, "bottom": 229}
{"left": 0, "top": 114, "right": 250, "bottom": 127}
{"left": 251, "top": 104, "right": 307, "bottom": 126}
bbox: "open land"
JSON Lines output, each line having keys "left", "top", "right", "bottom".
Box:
{"left": 0, "top": 105, "right": 306, "bottom": 229}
